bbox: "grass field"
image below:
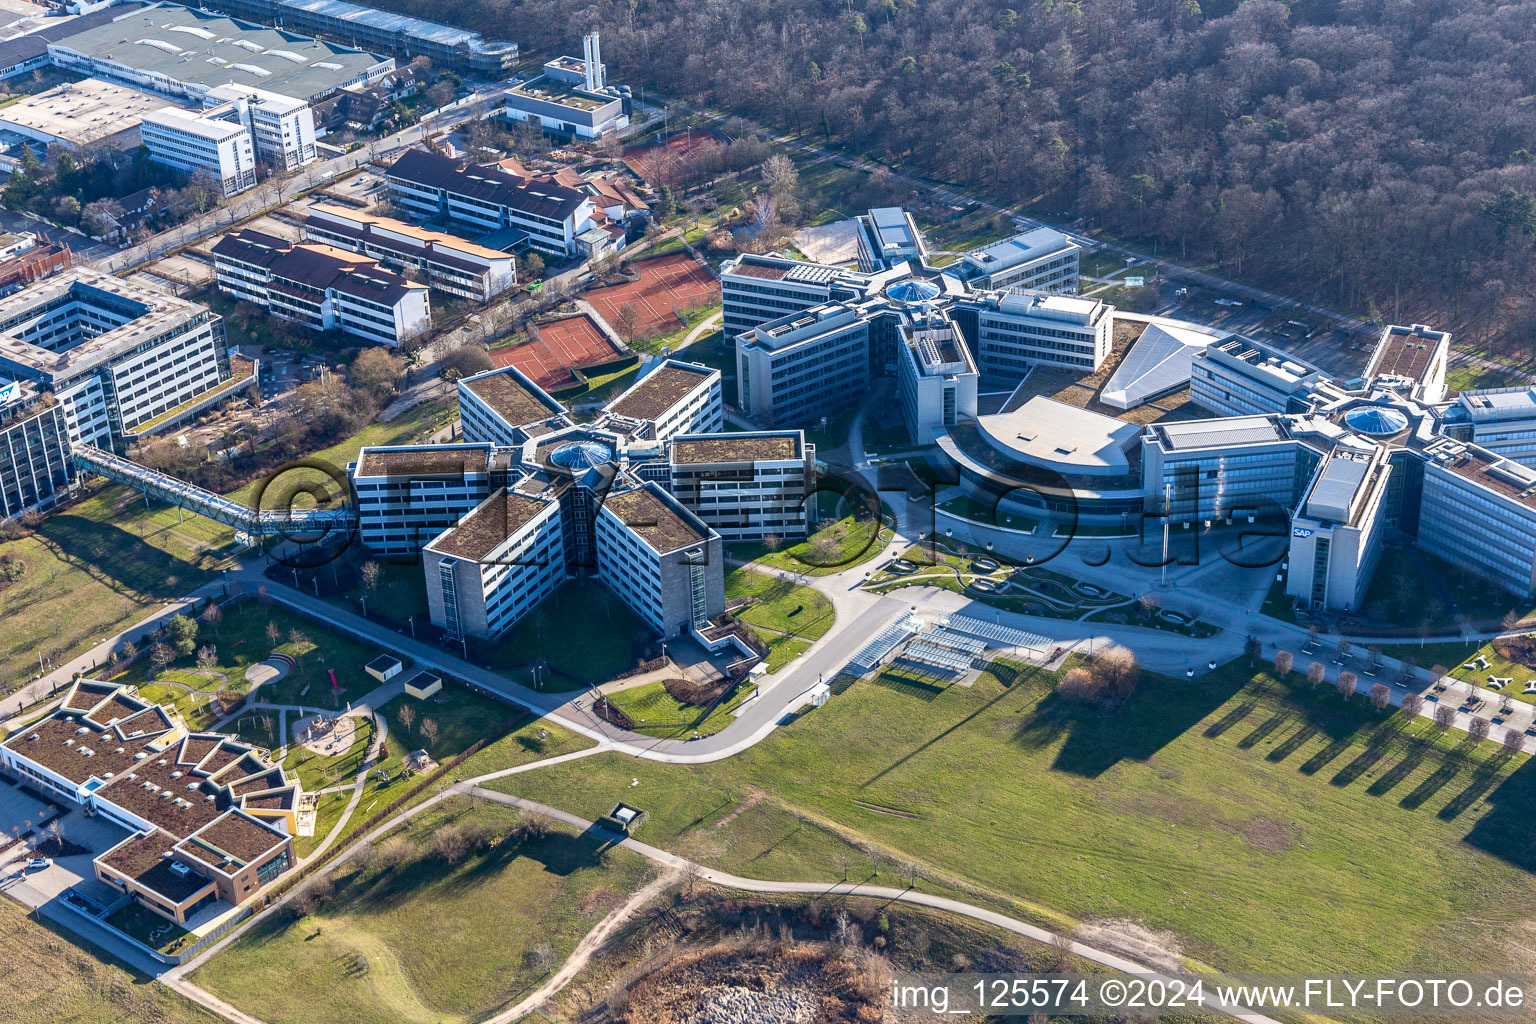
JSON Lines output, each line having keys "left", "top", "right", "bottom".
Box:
{"left": 493, "top": 657, "right": 1536, "bottom": 976}
{"left": 0, "top": 395, "right": 453, "bottom": 694}
{"left": 117, "top": 601, "right": 402, "bottom": 712}
{"left": 328, "top": 687, "right": 590, "bottom": 850}
{"left": 0, "top": 485, "right": 234, "bottom": 691}
{"left": 193, "top": 800, "right": 657, "bottom": 1024}
{"left": 283, "top": 716, "right": 374, "bottom": 792}
{"left": 0, "top": 896, "right": 223, "bottom": 1024}
{"left": 730, "top": 514, "right": 894, "bottom": 578}
{"left": 481, "top": 578, "right": 652, "bottom": 687}
{"left": 601, "top": 678, "right": 753, "bottom": 738}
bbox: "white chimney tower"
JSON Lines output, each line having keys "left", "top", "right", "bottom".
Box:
{"left": 582, "top": 32, "right": 604, "bottom": 92}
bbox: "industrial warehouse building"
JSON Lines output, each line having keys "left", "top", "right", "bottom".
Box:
{"left": 47, "top": 4, "right": 395, "bottom": 103}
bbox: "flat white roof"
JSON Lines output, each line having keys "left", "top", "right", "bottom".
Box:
{"left": 977, "top": 396, "right": 1141, "bottom": 475}
{"left": 143, "top": 105, "right": 248, "bottom": 141}
{"left": 963, "top": 226, "right": 1074, "bottom": 273}
{"left": 0, "top": 77, "right": 172, "bottom": 146}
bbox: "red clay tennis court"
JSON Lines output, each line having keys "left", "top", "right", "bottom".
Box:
{"left": 625, "top": 131, "right": 723, "bottom": 185}
{"left": 490, "top": 313, "right": 628, "bottom": 390}
{"left": 586, "top": 253, "right": 718, "bottom": 339}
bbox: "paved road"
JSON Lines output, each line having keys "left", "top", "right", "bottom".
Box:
{"left": 98, "top": 89, "right": 510, "bottom": 275}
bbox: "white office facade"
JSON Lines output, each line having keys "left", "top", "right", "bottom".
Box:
{"left": 140, "top": 108, "right": 258, "bottom": 197}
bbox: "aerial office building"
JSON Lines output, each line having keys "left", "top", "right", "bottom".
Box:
{"left": 668, "top": 431, "right": 814, "bottom": 541}
{"left": 424, "top": 484, "right": 566, "bottom": 640}
{"left": 386, "top": 148, "right": 596, "bottom": 257}
{"left": 140, "top": 107, "right": 258, "bottom": 197}
{"left": 602, "top": 359, "right": 722, "bottom": 441}
{"left": 595, "top": 483, "right": 723, "bottom": 637}
{"left": 350, "top": 443, "right": 509, "bottom": 556}
{"left": 0, "top": 381, "right": 78, "bottom": 518}
{"left": 203, "top": 85, "right": 318, "bottom": 172}
{"left": 211, "top": 229, "right": 430, "bottom": 347}
{"left": 0, "top": 269, "right": 230, "bottom": 451}
{"left": 304, "top": 205, "right": 517, "bottom": 302}
{"left": 456, "top": 365, "right": 569, "bottom": 447}
{"left": 972, "top": 290, "right": 1113, "bottom": 377}
{"left": 945, "top": 226, "right": 1080, "bottom": 294}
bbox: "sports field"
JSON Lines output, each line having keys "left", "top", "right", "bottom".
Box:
{"left": 489, "top": 313, "right": 629, "bottom": 389}
{"left": 586, "top": 253, "right": 717, "bottom": 339}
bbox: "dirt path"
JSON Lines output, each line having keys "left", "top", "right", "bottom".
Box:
{"left": 484, "top": 868, "right": 680, "bottom": 1024}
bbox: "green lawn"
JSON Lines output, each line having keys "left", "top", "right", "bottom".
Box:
{"left": 117, "top": 602, "right": 403, "bottom": 713}
{"left": 0, "top": 394, "right": 453, "bottom": 695}
{"left": 192, "top": 800, "right": 658, "bottom": 1024}
{"left": 0, "top": 897, "right": 224, "bottom": 1024}
{"left": 480, "top": 578, "right": 652, "bottom": 687}
{"left": 329, "top": 687, "right": 585, "bottom": 850}
{"left": 1380, "top": 637, "right": 1536, "bottom": 704}
{"left": 729, "top": 514, "right": 894, "bottom": 577}
{"left": 726, "top": 567, "right": 834, "bottom": 639}
{"left": 0, "top": 485, "right": 235, "bottom": 691}
{"left": 601, "top": 678, "right": 753, "bottom": 738}
{"left": 1446, "top": 363, "right": 1528, "bottom": 393}
{"left": 493, "top": 658, "right": 1536, "bottom": 976}
{"left": 342, "top": 561, "right": 429, "bottom": 626}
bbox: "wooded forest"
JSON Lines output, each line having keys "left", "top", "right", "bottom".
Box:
{"left": 390, "top": 0, "right": 1536, "bottom": 352}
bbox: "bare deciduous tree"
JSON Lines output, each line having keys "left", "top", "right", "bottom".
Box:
{"left": 1336, "top": 671, "right": 1358, "bottom": 700}
{"left": 1369, "top": 682, "right": 1391, "bottom": 710}
{"left": 1307, "top": 661, "right": 1327, "bottom": 688}
{"left": 1433, "top": 703, "right": 1457, "bottom": 729}
{"left": 397, "top": 704, "right": 416, "bottom": 738}
{"left": 1469, "top": 717, "right": 1491, "bottom": 742}
{"left": 1274, "top": 650, "right": 1293, "bottom": 677}
{"left": 1402, "top": 692, "right": 1425, "bottom": 717}
{"left": 419, "top": 717, "right": 439, "bottom": 749}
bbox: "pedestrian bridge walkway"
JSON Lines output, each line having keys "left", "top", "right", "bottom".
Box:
{"left": 72, "top": 444, "right": 354, "bottom": 540}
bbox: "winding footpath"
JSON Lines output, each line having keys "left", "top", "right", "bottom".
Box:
{"left": 164, "top": 746, "right": 1279, "bottom": 1024}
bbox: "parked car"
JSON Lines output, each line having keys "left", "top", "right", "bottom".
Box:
{"left": 24, "top": 857, "right": 52, "bottom": 873}
{"left": 1214, "top": 298, "right": 1244, "bottom": 307}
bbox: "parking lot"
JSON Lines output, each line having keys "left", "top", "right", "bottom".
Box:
{"left": 0, "top": 780, "right": 127, "bottom": 909}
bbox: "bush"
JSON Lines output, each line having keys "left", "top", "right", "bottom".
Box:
{"left": 1056, "top": 666, "right": 1103, "bottom": 703}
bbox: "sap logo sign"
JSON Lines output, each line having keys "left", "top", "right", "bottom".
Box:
{"left": 1291, "top": 527, "right": 1314, "bottom": 539}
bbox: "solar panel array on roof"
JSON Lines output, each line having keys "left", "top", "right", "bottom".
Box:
{"left": 784, "top": 264, "right": 837, "bottom": 285}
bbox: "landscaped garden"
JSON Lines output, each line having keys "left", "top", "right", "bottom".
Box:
{"left": 192, "top": 800, "right": 658, "bottom": 1024}
{"left": 724, "top": 567, "right": 835, "bottom": 674}
{"left": 115, "top": 600, "right": 406, "bottom": 717}
{"left": 599, "top": 676, "right": 755, "bottom": 739}
{"left": 492, "top": 655, "right": 1536, "bottom": 977}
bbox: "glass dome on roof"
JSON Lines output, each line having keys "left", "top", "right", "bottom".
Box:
{"left": 550, "top": 439, "right": 614, "bottom": 470}
{"left": 885, "top": 279, "right": 942, "bottom": 303}
{"left": 1344, "top": 406, "right": 1409, "bottom": 436}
